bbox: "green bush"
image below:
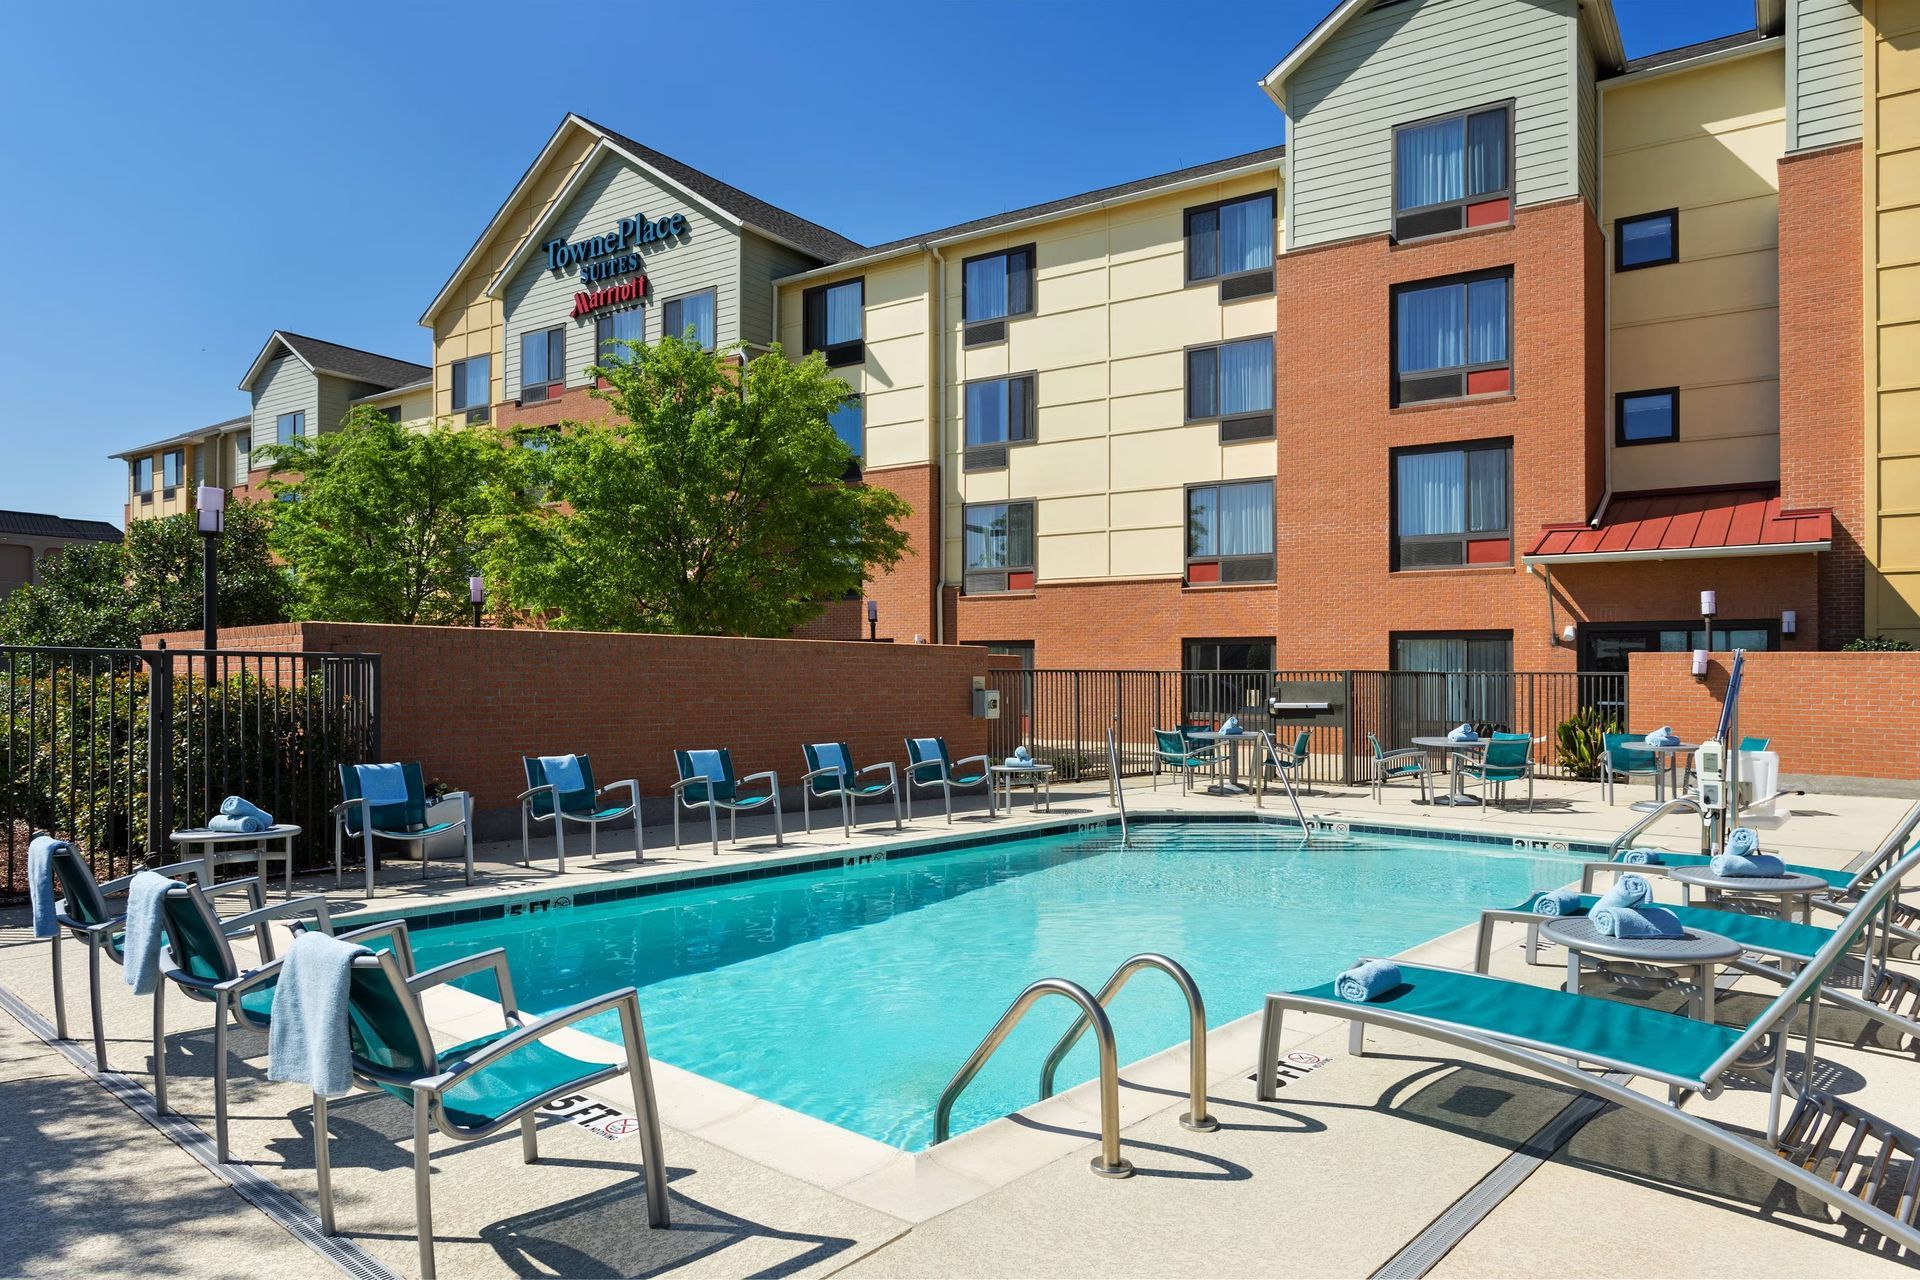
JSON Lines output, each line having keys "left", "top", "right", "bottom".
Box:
{"left": 1842, "top": 635, "right": 1915, "bottom": 651}
{"left": 1554, "top": 706, "right": 1620, "bottom": 781}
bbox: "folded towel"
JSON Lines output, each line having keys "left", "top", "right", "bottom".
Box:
{"left": 1616, "top": 848, "right": 1666, "bottom": 866}
{"left": 1221, "top": 716, "right": 1241, "bottom": 734}
{"left": 1711, "top": 851, "right": 1786, "bottom": 879}
{"left": 539, "top": 753, "right": 585, "bottom": 794}
{"left": 1533, "top": 888, "right": 1585, "bottom": 917}
{"left": 219, "top": 796, "right": 274, "bottom": 826}
{"left": 1004, "top": 755, "right": 1025, "bottom": 767}
{"left": 1726, "top": 826, "right": 1760, "bottom": 859}
{"left": 121, "top": 871, "right": 178, "bottom": 995}
{"left": 1014, "top": 745, "right": 1032, "bottom": 762}
{"left": 207, "top": 814, "right": 266, "bottom": 834}
{"left": 1644, "top": 726, "right": 1680, "bottom": 747}
{"left": 1446, "top": 723, "right": 1479, "bottom": 743}
{"left": 1335, "top": 960, "right": 1401, "bottom": 1003}
{"left": 355, "top": 763, "right": 409, "bottom": 806}
{"left": 267, "top": 931, "right": 372, "bottom": 1099}
{"left": 27, "top": 834, "right": 65, "bottom": 939}
{"left": 1595, "top": 873, "right": 1652, "bottom": 912}
{"left": 1591, "top": 904, "right": 1685, "bottom": 939}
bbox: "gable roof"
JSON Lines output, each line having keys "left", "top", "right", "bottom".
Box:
{"left": 0, "top": 510, "right": 122, "bottom": 542}
{"left": 111, "top": 414, "right": 251, "bottom": 461}
{"left": 239, "top": 330, "right": 429, "bottom": 393}
{"left": 1614, "top": 27, "right": 1773, "bottom": 77}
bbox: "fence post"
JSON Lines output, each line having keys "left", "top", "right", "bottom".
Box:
{"left": 368, "top": 653, "right": 383, "bottom": 762}
{"left": 1072, "top": 670, "right": 1083, "bottom": 782}
{"left": 144, "top": 652, "right": 173, "bottom": 858}
{"left": 1340, "top": 670, "right": 1355, "bottom": 785}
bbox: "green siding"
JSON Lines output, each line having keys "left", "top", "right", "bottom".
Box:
{"left": 249, "top": 356, "right": 318, "bottom": 452}
{"left": 1789, "top": 0, "right": 1863, "bottom": 151}
{"left": 739, "top": 233, "right": 819, "bottom": 349}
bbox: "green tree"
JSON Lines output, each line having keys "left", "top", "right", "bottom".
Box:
{"left": 0, "top": 502, "right": 291, "bottom": 648}
{"left": 257, "top": 406, "right": 510, "bottom": 625}
{"left": 485, "top": 337, "right": 910, "bottom": 635}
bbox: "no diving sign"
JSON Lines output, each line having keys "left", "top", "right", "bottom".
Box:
{"left": 1248, "top": 1049, "right": 1328, "bottom": 1089}
{"left": 541, "top": 1092, "right": 641, "bottom": 1142}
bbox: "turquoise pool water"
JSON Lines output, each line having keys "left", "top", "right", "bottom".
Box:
{"left": 406, "top": 820, "right": 1578, "bottom": 1150}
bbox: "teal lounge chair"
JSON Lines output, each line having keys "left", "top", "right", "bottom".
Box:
{"left": 1600, "top": 732, "right": 1661, "bottom": 805}
{"left": 1366, "top": 732, "right": 1431, "bottom": 804}
{"left": 333, "top": 762, "right": 474, "bottom": 898}
{"left": 1257, "top": 841, "right": 1920, "bottom": 1251}
{"left": 518, "top": 753, "right": 642, "bottom": 872}
{"left": 1454, "top": 731, "right": 1533, "bottom": 814}
{"left": 1267, "top": 729, "right": 1316, "bottom": 797}
{"left": 153, "top": 879, "right": 334, "bottom": 1162}
{"left": 672, "top": 748, "right": 782, "bottom": 856}
{"left": 903, "top": 737, "right": 994, "bottom": 823}
{"left": 801, "top": 742, "right": 901, "bottom": 836}
{"left": 1152, "top": 728, "right": 1219, "bottom": 795}
{"left": 310, "top": 921, "right": 669, "bottom": 1280}
{"left": 42, "top": 841, "right": 233, "bottom": 1071}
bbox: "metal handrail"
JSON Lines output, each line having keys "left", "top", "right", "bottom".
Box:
{"left": 1106, "top": 725, "right": 1129, "bottom": 847}
{"left": 933, "top": 977, "right": 1134, "bottom": 1178}
{"left": 1038, "top": 953, "right": 1218, "bottom": 1133}
{"left": 1254, "top": 730, "right": 1310, "bottom": 834}
{"left": 1606, "top": 793, "right": 1712, "bottom": 860}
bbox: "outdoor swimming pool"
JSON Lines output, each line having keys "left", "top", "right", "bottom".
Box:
{"left": 406, "top": 820, "right": 1582, "bottom": 1149}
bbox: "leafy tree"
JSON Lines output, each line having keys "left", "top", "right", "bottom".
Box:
{"left": 485, "top": 337, "right": 910, "bottom": 635}
{"left": 257, "top": 407, "right": 510, "bottom": 625}
{"left": 0, "top": 502, "right": 291, "bottom": 648}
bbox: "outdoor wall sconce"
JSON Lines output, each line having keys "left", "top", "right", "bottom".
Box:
{"left": 1700, "top": 589, "right": 1717, "bottom": 618}
{"left": 1691, "top": 649, "right": 1710, "bottom": 678}
{"left": 1560, "top": 624, "right": 1577, "bottom": 645}
{"left": 1781, "top": 609, "right": 1797, "bottom": 638}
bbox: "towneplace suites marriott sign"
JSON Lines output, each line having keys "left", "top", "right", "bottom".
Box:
{"left": 546, "top": 211, "right": 688, "bottom": 318}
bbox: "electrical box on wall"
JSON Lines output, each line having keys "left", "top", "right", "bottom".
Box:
{"left": 973, "top": 688, "right": 1001, "bottom": 720}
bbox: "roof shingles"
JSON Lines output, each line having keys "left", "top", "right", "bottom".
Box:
{"left": 0, "top": 511, "right": 122, "bottom": 542}
{"left": 273, "top": 333, "right": 429, "bottom": 390}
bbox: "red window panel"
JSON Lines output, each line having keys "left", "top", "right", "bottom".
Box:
{"left": 1187, "top": 561, "right": 1221, "bottom": 584}
{"left": 1465, "top": 198, "right": 1511, "bottom": 228}
{"left": 1007, "top": 570, "right": 1036, "bottom": 590}
{"left": 1465, "top": 537, "right": 1511, "bottom": 565}
{"left": 1466, "top": 368, "right": 1511, "bottom": 395}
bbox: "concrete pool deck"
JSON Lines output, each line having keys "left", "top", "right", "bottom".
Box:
{"left": 1, "top": 776, "right": 1917, "bottom": 1277}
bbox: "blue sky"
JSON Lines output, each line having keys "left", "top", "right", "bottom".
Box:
{"left": 0, "top": 0, "right": 1757, "bottom": 523}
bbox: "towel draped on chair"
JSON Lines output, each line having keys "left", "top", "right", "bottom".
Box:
{"left": 355, "top": 763, "right": 410, "bottom": 806}
{"left": 538, "top": 754, "right": 586, "bottom": 795}
{"left": 121, "top": 871, "right": 178, "bottom": 995}
{"left": 27, "top": 835, "right": 64, "bottom": 939}
{"left": 268, "top": 931, "right": 373, "bottom": 1098}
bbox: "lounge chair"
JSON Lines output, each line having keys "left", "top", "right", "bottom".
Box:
{"left": 333, "top": 762, "right": 474, "bottom": 897}
{"left": 1152, "top": 728, "right": 1219, "bottom": 795}
{"left": 1599, "top": 732, "right": 1661, "bottom": 805}
{"left": 671, "top": 748, "right": 782, "bottom": 856}
{"left": 518, "top": 753, "right": 642, "bottom": 872}
{"left": 800, "top": 742, "right": 901, "bottom": 836}
{"left": 1453, "top": 731, "right": 1533, "bottom": 814}
{"left": 40, "top": 840, "right": 232, "bottom": 1071}
{"left": 309, "top": 920, "right": 670, "bottom": 1280}
{"left": 1365, "top": 732, "right": 1431, "bottom": 804}
{"left": 903, "top": 736, "right": 994, "bottom": 823}
{"left": 1256, "top": 841, "right": 1920, "bottom": 1252}
{"left": 153, "top": 878, "right": 335, "bottom": 1161}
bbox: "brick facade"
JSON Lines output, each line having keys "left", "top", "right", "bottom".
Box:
{"left": 862, "top": 463, "right": 941, "bottom": 644}
{"left": 1778, "top": 143, "right": 1866, "bottom": 649}
{"left": 956, "top": 579, "right": 1275, "bottom": 669}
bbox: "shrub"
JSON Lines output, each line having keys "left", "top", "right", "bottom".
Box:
{"left": 1842, "top": 635, "right": 1915, "bottom": 652}
{"left": 1554, "top": 706, "right": 1620, "bottom": 781}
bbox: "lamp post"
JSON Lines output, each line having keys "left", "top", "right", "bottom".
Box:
{"left": 469, "top": 575, "right": 485, "bottom": 628}
{"left": 866, "top": 598, "right": 879, "bottom": 641}
{"left": 1699, "top": 588, "right": 1717, "bottom": 651}
{"left": 197, "top": 485, "right": 225, "bottom": 684}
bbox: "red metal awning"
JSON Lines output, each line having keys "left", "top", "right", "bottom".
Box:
{"left": 1523, "top": 487, "right": 1832, "bottom": 565}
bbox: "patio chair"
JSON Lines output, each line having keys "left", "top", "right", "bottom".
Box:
{"left": 152, "top": 878, "right": 335, "bottom": 1162}
{"left": 800, "top": 742, "right": 901, "bottom": 836}
{"left": 903, "top": 736, "right": 994, "bottom": 823}
{"left": 333, "top": 762, "right": 474, "bottom": 898}
{"left": 1152, "top": 728, "right": 1219, "bottom": 795}
{"left": 310, "top": 924, "right": 670, "bottom": 1279}
{"left": 1267, "top": 729, "right": 1316, "bottom": 797}
{"left": 1255, "top": 841, "right": 1920, "bottom": 1253}
{"left": 39, "top": 838, "right": 232, "bottom": 1072}
{"left": 1365, "top": 732, "right": 1431, "bottom": 804}
{"left": 1599, "top": 732, "right": 1661, "bottom": 805}
{"left": 671, "top": 748, "right": 782, "bottom": 856}
{"left": 518, "top": 753, "right": 642, "bottom": 872}
{"left": 1453, "top": 731, "right": 1533, "bottom": 814}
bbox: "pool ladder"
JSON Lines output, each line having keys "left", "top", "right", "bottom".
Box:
{"left": 931, "top": 953, "right": 1216, "bottom": 1178}
{"left": 1106, "top": 724, "right": 1129, "bottom": 846}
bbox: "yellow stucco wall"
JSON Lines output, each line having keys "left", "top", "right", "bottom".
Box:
{"left": 1603, "top": 49, "right": 1786, "bottom": 494}
{"left": 1866, "top": 0, "right": 1920, "bottom": 642}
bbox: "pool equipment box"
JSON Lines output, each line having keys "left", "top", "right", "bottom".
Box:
{"left": 973, "top": 687, "right": 1001, "bottom": 719}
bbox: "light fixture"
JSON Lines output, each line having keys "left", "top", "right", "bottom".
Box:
{"left": 1691, "top": 649, "right": 1710, "bottom": 678}
{"left": 469, "top": 574, "right": 485, "bottom": 628}
{"left": 1561, "top": 624, "right": 1577, "bottom": 645}
{"left": 195, "top": 484, "right": 226, "bottom": 535}
{"left": 1700, "top": 589, "right": 1717, "bottom": 618}
{"left": 1781, "top": 609, "right": 1797, "bottom": 638}
{"left": 866, "top": 598, "right": 879, "bottom": 641}
{"left": 196, "top": 485, "right": 226, "bottom": 676}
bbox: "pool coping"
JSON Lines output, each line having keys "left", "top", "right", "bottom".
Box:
{"left": 363, "top": 807, "right": 1615, "bottom": 1224}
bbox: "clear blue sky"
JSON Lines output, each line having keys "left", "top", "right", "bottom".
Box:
{"left": 0, "top": 0, "right": 1756, "bottom": 524}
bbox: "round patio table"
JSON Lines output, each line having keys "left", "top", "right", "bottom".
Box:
{"left": 1667, "top": 864, "right": 1828, "bottom": 924}
{"left": 1626, "top": 740, "right": 1701, "bottom": 813}
{"left": 1409, "top": 736, "right": 1489, "bottom": 806}
{"left": 1541, "top": 915, "right": 1741, "bottom": 1021}
{"left": 1186, "top": 730, "right": 1265, "bottom": 795}
{"left": 170, "top": 824, "right": 302, "bottom": 898}
{"left": 989, "top": 763, "right": 1054, "bottom": 813}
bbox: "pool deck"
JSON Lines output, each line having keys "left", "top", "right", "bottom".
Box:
{"left": 2, "top": 775, "right": 1918, "bottom": 1277}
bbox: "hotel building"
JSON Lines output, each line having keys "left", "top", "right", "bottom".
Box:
{"left": 115, "top": 0, "right": 1920, "bottom": 679}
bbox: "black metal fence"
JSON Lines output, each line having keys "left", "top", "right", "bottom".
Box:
{"left": 987, "top": 667, "right": 1627, "bottom": 786}
{"left": 2, "top": 645, "right": 379, "bottom": 898}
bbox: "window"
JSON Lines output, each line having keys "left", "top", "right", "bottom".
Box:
{"left": 962, "top": 500, "right": 1036, "bottom": 594}
{"left": 1186, "top": 193, "right": 1276, "bottom": 298}
{"left": 1392, "top": 269, "right": 1511, "bottom": 404}
{"left": 1615, "top": 388, "right": 1678, "bottom": 446}
{"left": 829, "top": 395, "right": 863, "bottom": 461}
{"left": 133, "top": 457, "right": 154, "bottom": 497}
{"left": 804, "top": 278, "right": 865, "bottom": 366}
{"left": 1391, "top": 632, "right": 1513, "bottom": 734}
{"left": 962, "top": 373, "right": 1036, "bottom": 469}
{"left": 520, "top": 326, "right": 566, "bottom": 399}
{"left": 1580, "top": 622, "right": 1775, "bottom": 676}
{"left": 1186, "top": 337, "right": 1275, "bottom": 440}
{"left": 379, "top": 406, "right": 403, "bottom": 424}
{"left": 1392, "top": 440, "right": 1511, "bottom": 570}
{"left": 595, "top": 307, "right": 646, "bottom": 362}
{"left": 961, "top": 244, "right": 1035, "bottom": 345}
{"left": 276, "top": 411, "right": 304, "bottom": 445}
{"left": 162, "top": 449, "right": 184, "bottom": 490}
{"left": 1616, "top": 209, "right": 1678, "bottom": 270}
{"left": 1186, "top": 479, "right": 1275, "bottom": 584}
{"left": 663, "top": 289, "right": 716, "bottom": 350}
{"left": 1392, "top": 103, "right": 1511, "bottom": 240}
{"left": 975, "top": 640, "right": 1035, "bottom": 668}
{"left": 451, "top": 355, "right": 490, "bottom": 424}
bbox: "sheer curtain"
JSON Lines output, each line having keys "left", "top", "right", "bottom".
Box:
{"left": 598, "top": 307, "right": 645, "bottom": 360}
{"left": 1007, "top": 249, "right": 1033, "bottom": 315}
{"left": 966, "top": 380, "right": 1007, "bottom": 446}
{"left": 825, "top": 281, "right": 862, "bottom": 344}
{"left": 1395, "top": 117, "right": 1464, "bottom": 209}
{"left": 1217, "top": 481, "right": 1273, "bottom": 555}
{"left": 686, "top": 294, "right": 716, "bottom": 349}
{"left": 1465, "top": 277, "right": 1508, "bottom": 364}
{"left": 1465, "top": 110, "right": 1507, "bottom": 196}
{"left": 1220, "top": 196, "right": 1274, "bottom": 274}
{"left": 1397, "top": 282, "right": 1463, "bottom": 373}
{"left": 1005, "top": 501, "right": 1035, "bottom": 567}
{"left": 966, "top": 256, "right": 1008, "bottom": 321}
{"left": 1468, "top": 448, "right": 1509, "bottom": 532}
{"left": 1218, "top": 339, "right": 1274, "bottom": 415}
{"left": 464, "top": 356, "right": 490, "bottom": 409}
{"left": 1397, "top": 450, "right": 1465, "bottom": 535}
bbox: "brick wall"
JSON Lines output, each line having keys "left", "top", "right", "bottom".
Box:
{"left": 862, "top": 463, "right": 941, "bottom": 644}
{"left": 1628, "top": 650, "right": 1920, "bottom": 781}
{"left": 956, "top": 578, "right": 1275, "bottom": 668}
{"left": 146, "top": 622, "right": 993, "bottom": 828}
{"left": 1778, "top": 143, "right": 1865, "bottom": 648}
